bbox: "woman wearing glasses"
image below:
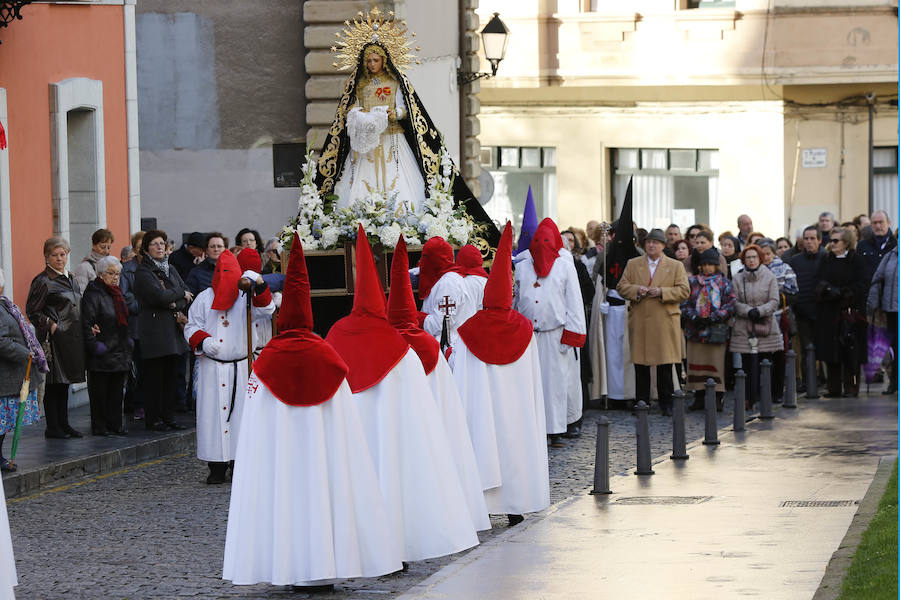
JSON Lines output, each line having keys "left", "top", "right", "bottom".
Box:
{"left": 134, "top": 231, "right": 192, "bottom": 431}
{"left": 81, "top": 256, "right": 132, "bottom": 436}
{"left": 814, "top": 227, "right": 867, "bottom": 397}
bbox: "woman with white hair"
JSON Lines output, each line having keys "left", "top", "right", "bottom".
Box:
{"left": 0, "top": 268, "right": 47, "bottom": 471}
{"left": 80, "top": 255, "right": 132, "bottom": 436}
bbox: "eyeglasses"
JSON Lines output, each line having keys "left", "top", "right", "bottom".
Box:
{"left": 208, "top": 244, "right": 226, "bottom": 250}
{"left": 830, "top": 238, "right": 842, "bottom": 243}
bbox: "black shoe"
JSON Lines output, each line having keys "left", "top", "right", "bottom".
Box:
{"left": 508, "top": 513, "right": 524, "bottom": 526}
{"left": 206, "top": 472, "right": 226, "bottom": 485}
{"left": 563, "top": 424, "right": 581, "bottom": 438}
{"left": 0, "top": 458, "right": 16, "bottom": 473}
{"left": 109, "top": 429, "right": 129, "bottom": 437}
{"left": 63, "top": 426, "right": 83, "bottom": 438}
{"left": 92, "top": 429, "right": 109, "bottom": 437}
{"left": 291, "top": 584, "right": 335, "bottom": 594}
{"left": 661, "top": 404, "right": 672, "bottom": 417}
{"left": 44, "top": 430, "right": 71, "bottom": 439}
{"left": 773, "top": 397, "right": 783, "bottom": 405}
{"left": 164, "top": 421, "right": 186, "bottom": 431}
{"left": 146, "top": 421, "right": 168, "bottom": 432}
{"left": 548, "top": 435, "right": 566, "bottom": 448}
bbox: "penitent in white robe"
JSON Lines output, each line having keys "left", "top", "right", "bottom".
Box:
{"left": 426, "top": 354, "right": 491, "bottom": 531}
{"left": 514, "top": 249, "right": 587, "bottom": 434}
{"left": 422, "top": 272, "right": 477, "bottom": 349}
{"left": 452, "top": 336, "right": 550, "bottom": 515}
{"left": 0, "top": 477, "right": 16, "bottom": 600}
{"left": 463, "top": 275, "right": 487, "bottom": 311}
{"left": 352, "top": 349, "right": 479, "bottom": 562}
{"left": 185, "top": 289, "right": 275, "bottom": 462}
{"left": 223, "top": 375, "right": 402, "bottom": 585}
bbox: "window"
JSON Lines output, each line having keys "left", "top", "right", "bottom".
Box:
{"left": 612, "top": 148, "right": 720, "bottom": 233}
{"left": 873, "top": 146, "right": 898, "bottom": 226}
{"left": 684, "top": 0, "right": 735, "bottom": 8}
{"left": 482, "top": 146, "right": 557, "bottom": 232}
{"left": 273, "top": 143, "right": 307, "bottom": 188}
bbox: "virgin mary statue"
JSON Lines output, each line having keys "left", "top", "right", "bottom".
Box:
{"left": 315, "top": 9, "right": 499, "bottom": 247}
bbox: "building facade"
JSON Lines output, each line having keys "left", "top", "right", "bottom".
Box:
{"left": 476, "top": 0, "right": 898, "bottom": 240}
{"left": 0, "top": 0, "right": 139, "bottom": 306}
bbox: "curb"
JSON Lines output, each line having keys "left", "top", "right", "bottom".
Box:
{"left": 2, "top": 429, "right": 196, "bottom": 500}
{"left": 812, "top": 454, "right": 898, "bottom": 600}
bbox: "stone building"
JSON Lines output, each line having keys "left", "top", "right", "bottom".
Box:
{"left": 476, "top": 0, "right": 899, "bottom": 239}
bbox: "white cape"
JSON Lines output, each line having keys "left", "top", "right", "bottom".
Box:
{"left": 426, "top": 354, "right": 491, "bottom": 531}
{"left": 352, "top": 349, "right": 479, "bottom": 562}
{"left": 0, "top": 477, "right": 16, "bottom": 600}
{"left": 223, "top": 375, "right": 402, "bottom": 585}
{"left": 454, "top": 336, "right": 550, "bottom": 515}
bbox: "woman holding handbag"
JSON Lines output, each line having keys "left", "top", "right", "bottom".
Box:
{"left": 681, "top": 248, "right": 736, "bottom": 411}
{"left": 133, "top": 231, "right": 192, "bottom": 431}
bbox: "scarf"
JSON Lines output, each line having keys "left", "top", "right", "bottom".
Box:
{"left": 694, "top": 273, "right": 723, "bottom": 319}
{"left": 95, "top": 279, "right": 129, "bottom": 327}
{"left": 0, "top": 296, "right": 49, "bottom": 373}
{"left": 150, "top": 256, "right": 170, "bottom": 277}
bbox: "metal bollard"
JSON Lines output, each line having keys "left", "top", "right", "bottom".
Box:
{"left": 634, "top": 401, "right": 654, "bottom": 475}
{"left": 805, "top": 343, "right": 820, "bottom": 399}
{"left": 590, "top": 417, "right": 612, "bottom": 495}
{"left": 703, "top": 378, "right": 720, "bottom": 445}
{"left": 748, "top": 351, "right": 760, "bottom": 410}
{"left": 733, "top": 369, "right": 746, "bottom": 431}
{"left": 783, "top": 350, "right": 797, "bottom": 409}
{"left": 759, "top": 358, "right": 774, "bottom": 419}
{"left": 670, "top": 390, "right": 689, "bottom": 460}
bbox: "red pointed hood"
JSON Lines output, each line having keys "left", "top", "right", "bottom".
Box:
{"left": 326, "top": 226, "right": 410, "bottom": 393}
{"left": 276, "top": 235, "right": 314, "bottom": 332}
{"left": 237, "top": 247, "right": 262, "bottom": 272}
{"left": 210, "top": 251, "right": 241, "bottom": 310}
{"left": 388, "top": 235, "right": 439, "bottom": 375}
{"left": 253, "top": 235, "right": 349, "bottom": 407}
{"left": 529, "top": 218, "right": 563, "bottom": 278}
{"left": 418, "top": 236, "right": 465, "bottom": 300}
{"left": 458, "top": 223, "right": 533, "bottom": 365}
{"left": 455, "top": 244, "right": 488, "bottom": 278}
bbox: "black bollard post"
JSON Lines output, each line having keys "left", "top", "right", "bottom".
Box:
{"left": 671, "top": 390, "right": 689, "bottom": 460}
{"left": 783, "top": 350, "right": 797, "bottom": 409}
{"left": 733, "top": 369, "right": 746, "bottom": 431}
{"left": 590, "top": 417, "right": 612, "bottom": 495}
{"left": 748, "top": 349, "right": 760, "bottom": 411}
{"left": 805, "top": 343, "right": 820, "bottom": 399}
{"left": 759, "top": 358, "right": 774, "bottom": 419}
{"left": 703, "top": 378, "right": 720, "bottom": 445}
{"left": 634, "top": 401, "right": 654, "bottom": 475}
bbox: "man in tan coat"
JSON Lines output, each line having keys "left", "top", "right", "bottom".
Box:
{"left": 617, "top": 228, "right": 690, "bottom": 415}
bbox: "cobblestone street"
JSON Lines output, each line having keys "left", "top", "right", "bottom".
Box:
{"left": 6, "top": 398, "right": 736, "bottom": 599}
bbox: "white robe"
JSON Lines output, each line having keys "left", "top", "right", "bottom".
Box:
{"left": 223, "top": 375, "right": 403, "bottom": 585}
{"left": 185, "top": 289, "right": 275, "bottom": 462}
{"left": 422, "top": 272, "right": 477, "bottom": 349}
{"left": 0, "top": 477, "right": 16, "bottom": 600}
{"left": 453, "top": 336, "right": 550, "bottom": 515}
{"left": 352, "top": 349, "right": 479, "bottom": 562}
{"left": 462, "top": 275, "right": 487, "bottom": 311}
{"left": 513, "top": 250, "right": 587, "bottom": 434}
{"left": 426, "top": 354, "right": 491, "bottom": 531}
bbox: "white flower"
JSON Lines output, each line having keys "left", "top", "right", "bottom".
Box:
{"left": 426, "top": 221, "right": 449, "bottom": 241}
{"left": 448, "top": 219, "right": 470, "bottom": 245}
{"left": 321, "top": 225, "right": 340, "bottom": 248}
{"left": 378, "top": 222, "right": 403, "bottom": 248}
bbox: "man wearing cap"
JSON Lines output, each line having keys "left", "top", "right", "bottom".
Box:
{"left": 617, "top": 228, "right": 690, "bottom": 415}
{"left": 169, "top": 231, "right": 207, "bottom": 282}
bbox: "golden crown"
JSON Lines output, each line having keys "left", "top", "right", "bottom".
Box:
{"left": 331, "top": 7, "right": 420, "bottom": 72}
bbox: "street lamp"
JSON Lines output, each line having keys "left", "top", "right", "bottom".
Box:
{"left": 0, "top": 1, "right": 33, "bottom": 45}
{"left": 458, "top": 12, "right": 510, "bottom": 85}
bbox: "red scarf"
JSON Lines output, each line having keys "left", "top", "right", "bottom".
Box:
{"left": 96, "top": 278, "right": 129, "bottom": 327}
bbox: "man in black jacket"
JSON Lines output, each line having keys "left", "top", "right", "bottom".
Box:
{"left": 789, "top": 225, "right": 825, "bottom": 392}
{"left": 168, "top": 231, "right": 206, "bottom": 282}
{"left": 856, "top": 211, "right": 897, "bottom": 284}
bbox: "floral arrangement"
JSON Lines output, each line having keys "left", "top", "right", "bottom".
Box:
{"left": 279, "top": 147, "right": 474, "bottom": 252}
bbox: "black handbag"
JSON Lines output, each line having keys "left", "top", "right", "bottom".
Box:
{"left": 707, "top": 322, "right": 730, "bottom": 344}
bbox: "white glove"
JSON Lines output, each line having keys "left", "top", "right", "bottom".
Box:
{"left": 559, "top": 342, "right": 572, "bottom": 354}
{"left": 598, "top": 301, "right": 610, "bottom": 315}
{"left": 273, "top": 291, "right": 283, "bottom": 309}
{"left": 202, "top": 337, "right": 221, "bottom": 357}
{"left": 241, "top": 270, "right": 262, "bottom": 284}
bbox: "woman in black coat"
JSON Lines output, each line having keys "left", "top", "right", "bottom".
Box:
{"left": 26, "top": 237, "right": 89, "bottom": 439}
{"left": 814, "top": 227, "right": 868, "bottom": 397}
{"left": 81, "top": 256, "right": 132, "bottom": 436}
{"left": 133, "top": 231, "right": 192, "bottom": 431}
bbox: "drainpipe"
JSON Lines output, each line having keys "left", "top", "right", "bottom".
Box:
{"left": 867, "top": 92, "right": 875, "bottom": 214}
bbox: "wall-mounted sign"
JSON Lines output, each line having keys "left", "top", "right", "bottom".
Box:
{"left": 802, "top": 148, "right": 827, "bottom": 168}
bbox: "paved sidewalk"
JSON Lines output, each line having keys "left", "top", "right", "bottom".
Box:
{"left": 398, "top": 396, "right": 898, "bottom": 600}
{"left": 2, "top": 404, "right": 194, "bottom": 498}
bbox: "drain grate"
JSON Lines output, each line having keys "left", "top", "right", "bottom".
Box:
{"left": 780, "top": 500, "right": 859, "bottom": 508}
{"left": 615, "top": 496, "right": 712, "bottom": 505}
